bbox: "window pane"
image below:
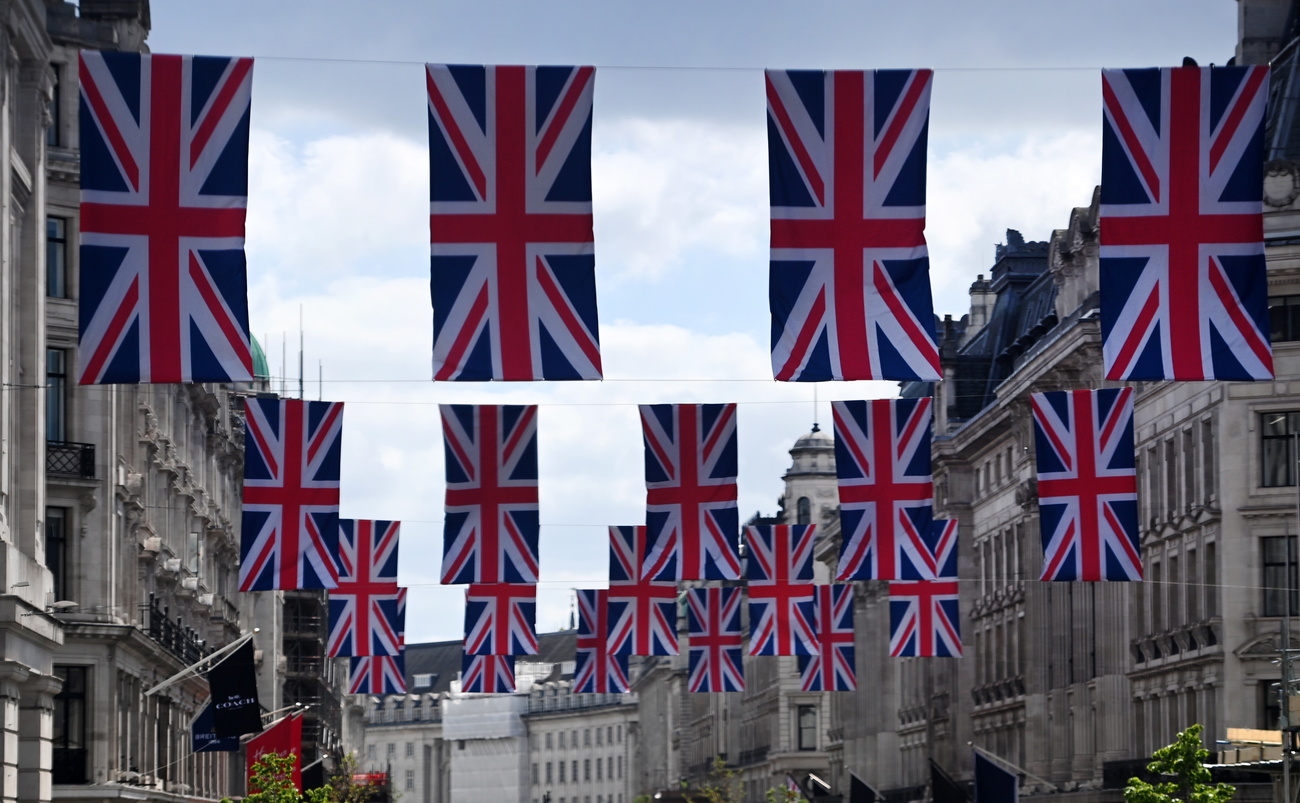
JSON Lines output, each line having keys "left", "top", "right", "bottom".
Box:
{"left": 46, "top": 349, "right": 66, "bottom": 441}
{"left": 46, "top": 217, "right": 66, "bottom": 298}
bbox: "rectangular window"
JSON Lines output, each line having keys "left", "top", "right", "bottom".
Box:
{"left": 618, "top": 755, "right": 623, "bottom": 778}
{"left": 572, "top": 760, "right": 577, "bottom": 781}
{"left": 584, "top": 728, "right": 591, "bottom": 746}
{"left": 405, "top": 742, "right": 413, "bottom": 758}
{"left": 387, "top": 743, "right": 395, "bottom": 758}
{"left": 1202, "top": 419, "right": 1215, "bottom": 501}
{"left": 546, "top": 732, "right": 552, "bottom": 750}
{"left": 1271, "top": 295, "right": 1300, "bottom": 342}
{"left": 1261, "top": 681, "right": 1283, "bottom": 730}
{"left": 46, "top": 349, "right": 66, "bottom": 441}
{"left": 367, "top": 744, "right": 375, "bottom": 760}
{"left": 597, "top": 758, "right": 602, "bottom": 780}
{"left": 1206, "top": 542, "right": 1218, "bottom": 618}
{"left": 413, "top": 673, "right": 434, "bottom": 688}
{"left": 797, "top": 705, "right": 817, "bottom": 750}
{"left": 546, "top": 762, "right": 553, "bottom": 784}
{"left": 52, "top": 665, "right": 87, "bottom": 784}
{"left": 558, "top": 731, "right": 565, "bottom": 749}
{"left": 405, "top": 770, "right": 414, "bottom": 791}
{"left": 1262, "top": 412, "right": 1300, "bottom": 487}
{"left": 1263, "top": 536, "right": 1299, "bottom": 616}
{"left": 1186, "top": 549, "right": 1200, "bottom": 623}
{"left": 1151, "top": 561, "right": 1164, "bottom": 630}
{"left": 47, "top": 65, "right": 60, "bottom": 148}
{"left": 532, "top": 763, "right": 539, "bottom": 784}
{"left": 47, "top": 217, "right": 68, "bottom": 298}
{"left": 46, "top": 508, "right": 68, "bottom": 602}
{"left": 559, "top": 761, "right": 565, "bottom": 783}
{"left": 584, "top": 759, "right": 591, "bottom": 781}
{"left": 596, "top": 727, "right": 602, "bottom": 745}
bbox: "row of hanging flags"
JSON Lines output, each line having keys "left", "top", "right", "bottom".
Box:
{"left": 68, "top": 49, "right": 1225, "bottom": 694}
{"left": 75, "top": 52, "right": 1274, "bottom": 385}
{"left": 228, "top": 392, "right": 1138, "bottom": 695}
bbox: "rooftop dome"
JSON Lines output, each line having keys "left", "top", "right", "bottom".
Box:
{"left": 792, "top": 423, "right": 833, "bottom": 451}
{"left": 251, "top": 335, "right": 270, "bottom": 380}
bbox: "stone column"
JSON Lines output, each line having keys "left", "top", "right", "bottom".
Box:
{"left": 0, "top": 664, "right": 31, "bottom": 803}
{"left": 17, "top": 673, "right": 60, "bottom": 803}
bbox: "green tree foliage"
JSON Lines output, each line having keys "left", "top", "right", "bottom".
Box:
{"left": 238, "top": 753, "right": 302, "bottom": 803}
{"left": 689, "top": 756, "right": 743, "bottom": 803}
{"left": 765, "top": 784, "right": 802, "bottom": 803}
{"left": 1123, "top": 724, "right": 1234, "bottom": 803}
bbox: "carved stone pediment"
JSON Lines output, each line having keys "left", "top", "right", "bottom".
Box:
{"left": 1235, "top": 632, "right": 1286, "bottom": 660}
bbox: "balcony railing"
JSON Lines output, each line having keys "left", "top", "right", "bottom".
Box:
{"left": 46, "top": 441, "right": 94, "bottom": 478}
{"left": 146, "top": 594, "right": 208, "bottom": 665}
{"left": 52, "top": 748, "right": 87, "bottom": 784}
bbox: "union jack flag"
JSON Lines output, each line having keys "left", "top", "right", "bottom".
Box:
{"left": 748, "top": 580, "right": 817, "bottom": 656}
{"left": 427, "top": 64, "right": 602, "bottom": 381}
{"left": 1032, "top": 388, "right": 1142, "bottom": 581}
{"left": 888, "top": 580, "right": 961, "bottom": 657}
{"left": 799, "top": 584, "right": 856, "bottom": 691}
{"left": 608, "top": 526, "right": 679, "bottom": 656}
{"left": 78, "top": 52, "right": 254, "bottom": 385}
{"left": 573, "top": 589, "right": 629, "bottom": 693}
{"left": 833, "top": 398, "right": 935, "bottom": 581}
{"left": 463, "top": 584, "right": 538, "bottom": 655}
{"left": 745, "top": 524, "right": 816, "bottom": 584}
{"left": 927, "top": 518, "right": 959, "bottom": 581}
{"left": 1100, "top": 66, "right": 1272, "bottom": 381}
{"left": 240, "top": 399, "right": 343, "bottom": 591}
{"left": 641, "top": 404, "right": 741, "bottom": 581}
{"left": 440, "top": 405, "right": 539, "bottom": 585}
{"left": 461, "top": 654, "right": 515, "bottom": 693}
{"left": 349, "top": 652, "right": 406, "bottom": 695}
{"left": 328, "top": 520, "right": 403, "bottom": 657}
{"left": 685, "top": 587, "right": 745, "bottom": 693}
{"left": 767, "top": 69, "right": 941, "bottom": 383}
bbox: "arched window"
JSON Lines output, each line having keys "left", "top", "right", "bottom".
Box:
{"left": 797, "top": 497, "right": 811, "bottom": 525}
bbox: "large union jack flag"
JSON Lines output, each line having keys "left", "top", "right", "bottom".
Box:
{"left": 608, "top": 526, "right": 679, "bottom": 656}
{"left": 440, "top": 404, "right": 539, "bottom": 584}
{"left": 328, "top": 520, "right": 403, "bottom": 657}
{"left": 427, "top": 64, "right": 602, "bottom": 381}
{"left": 78, "top": 52, "right": 254, "bottom": 385}
{"left": 928, "top": 518, "right": 959, "bottom": 581}
{"left": 1032, "top": 388, "right": 1142, "bottom": 581}
{"left": 573, "top": 589, "right": 629, "bottom": 693}
{"left": 745, "top": 524, "right": 816, "bottom": 584}
{"left": 240, "top": 399, "right": 343, "bottom": 591}
{"left": 686, "top": 587, "right": 745, "bottom": 692}
{"left": 461, "top": 654, "right": 515, "bottom": 693}
{"left": 833, "top": 398, "right": 935, "bottom": 581}
{"left": 641, "top": 404, "right": 741, "bottom": 581}
{"left": 799, "top": 584, "right": 856, "bottom": 691}
{"left": 463, "top": 584, "right": 538, "bottom": 655}
{"left": 767, "top": 69, "right": 941, "bottom": 383}
{"left": 1100, "top": 65, "right": 1272, "bottom": 381}
{"left": 349, "top": 652, "right": 406, "bottom": 695}
{"left": 888, "top": 580, "right": 961, "bottom": 657}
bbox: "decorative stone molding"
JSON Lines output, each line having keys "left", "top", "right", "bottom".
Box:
{"left": 1265, "top": 160, "right": 1300, "bottom": 208}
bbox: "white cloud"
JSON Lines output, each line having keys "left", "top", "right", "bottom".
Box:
{"left": 927, "top": 130, "right": 1102, "bottom": 313}
{"left": 593, "top": 118, "right": 767, "bottom": 282}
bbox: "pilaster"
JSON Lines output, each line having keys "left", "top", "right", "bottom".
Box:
{"left": 16, "top": 673, "right": 59, "bottom": 803}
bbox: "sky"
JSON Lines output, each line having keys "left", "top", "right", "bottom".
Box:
{"left": 144, "top": 0, "right": 1240, "bottom": 642}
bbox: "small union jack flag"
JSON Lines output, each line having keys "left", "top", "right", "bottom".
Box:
{"left": 833, "top": 398, "right": 935, "bottom": 581}
{"left": 428, "top": 64, "right": 602, "bottom": 381}
{"left": 240, "top": 399, "right": 344, "bottom": 591}
{"left": 1100, "top": 66, "right": 1272, "bottom": 381}
{"left": 686, "top": 587, "right": 745, "bottom": 693}
{"left": 748, "top": 581, "right": 817, "bottom": 657}
{"left": 463, "top": 584, "right": 538, "bottom": 655}
{"left": 328, "top": 520, "right": 403, "bottom": 657}
{"left": 641, "top": 404, "right": 741, "bottom": 581}
{"left": 349, "top": 652, "right": 406, "bottom": 695}
{"left": 927, "top": 518, "right": 959, "bottom": 581}
{"left": 608, "top": 526, "right": 679, "bottom": 656}
{"left": 745, "top": 525, "right": 817, "bottom": 584}
{"left": 440, "top": 404, "right": 539, "bottom": 585}
{"left": 1032, "top": 388, "right": 1141, "bottom": 581}
{"left": 573, "top": 589, "right": 629, "bottom": 693}
{"left": 799, "top": 584, "right": 856, "bottom": 691}
{"left": 461, "top": 654, "right": 515, "bottom": 693}
{"left": 888, "top": 580, "right": 961, "bottom": 657}
{"left": 78, "top": 51, "right": 254, "bottom": 385}
{"left": 767, "top": 69, "right": 941, "bottom": 383}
